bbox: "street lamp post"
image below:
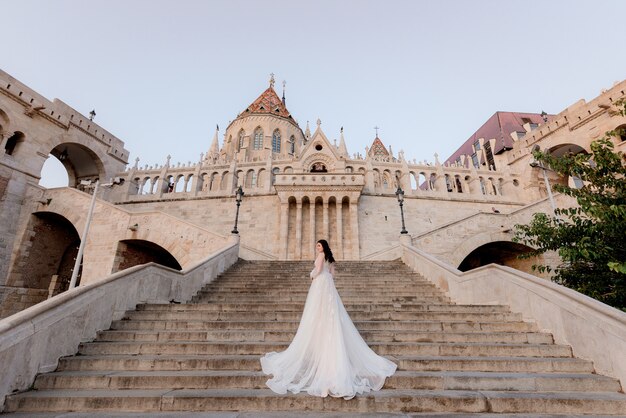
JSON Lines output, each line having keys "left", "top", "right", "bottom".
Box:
{"left": 530, "top": 160, "right": 557, "bottom": 214}
{"left": 231, "top": 186, "right": 244, "bottom": 234}
{"left": 69, "top": 180, "right": 99, "bottom": 289}
{"left": 69, "top": 178, "right": 124, "bottom": 289}
{"left": 395, "top": 186, "right": 408, "bottom": 234}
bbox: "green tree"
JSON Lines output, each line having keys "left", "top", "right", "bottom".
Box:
{"left": 513, "top": 102, "right": 626, "bottom": 310}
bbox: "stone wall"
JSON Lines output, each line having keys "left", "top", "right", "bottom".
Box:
{"left": 0, "top": 286, "right": 48, "bottom": 319}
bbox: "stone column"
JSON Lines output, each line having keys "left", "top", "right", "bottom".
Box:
{"left": 295, "top": 200, "right": 303, "bottom": 259}
{"left": 323, "top": 200, "right": 329, "bottom": 241}
{"left": 309, "top": 200, "right": 316, "bottom": 257}
{"left": 336, "top": 198, "right": 343, "bottom": 260}
{"left": 280, "top": 202, "right": 289, "bottom": 260}
{"left": 350, "top": 201, "right": 360, "bottom": 259}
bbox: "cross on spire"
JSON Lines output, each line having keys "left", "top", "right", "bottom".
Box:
{"left": 374, "top": 126, "right": 380, "bottom": 138}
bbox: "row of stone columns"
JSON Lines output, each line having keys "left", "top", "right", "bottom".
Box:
{"left": 279, "top": 196, "right": 359, "bottom": 260}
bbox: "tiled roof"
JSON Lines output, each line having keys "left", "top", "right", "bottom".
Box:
{"left": 369, "top": 137, "right": 389, "bottom": 157}
{"left": 241, "top": 87, "right": 292, "bottom": 119}
{"left": 444, "top": 111, "right": 553, "bottom": 165}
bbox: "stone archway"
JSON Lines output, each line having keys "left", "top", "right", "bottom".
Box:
{"left": 44, "top": 142, "right": 106, "bottom": 188}
{"left": 112, "top": 239, "right": 183, "bottom": 273}
{"left": 6, "top": 211, "right": 81, "bottom": 296}
{"left": 457, "top": 240, "right": 540, "bottom": 274}
{"left": 546, "top": 143, "right": 588, "bottom": 189}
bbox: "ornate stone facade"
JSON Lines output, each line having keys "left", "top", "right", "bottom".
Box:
{"left": 1, "top": 70, "right": 625, "bottom": 317}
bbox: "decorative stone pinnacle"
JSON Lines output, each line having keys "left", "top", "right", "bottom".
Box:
{"left": 269, "top": 73, "right": 275, "bottom": 88}
{"left": 316, "top": 118, "right": 321, "bottom": 127}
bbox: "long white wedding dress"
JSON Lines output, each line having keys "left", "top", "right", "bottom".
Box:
{"left": 260, "top": 254, "right": 397, "bottom": 399}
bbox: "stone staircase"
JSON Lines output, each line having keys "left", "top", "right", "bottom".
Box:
{"left": 4, "top": 260, "right": 626, "bottom": 416}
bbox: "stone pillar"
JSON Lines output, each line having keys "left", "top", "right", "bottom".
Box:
{"left": 309, "top": 200, "right": 316, "bottom": 257}
{"left": 336, "top": 198, "right": 343, "bottom": 260}
{"left": 323, "top": 200, "right": 329, "bottom": 241}
{"left": 350, "top": 201, "right": 360, "bottom": 259}
{"left": 295, "top": 200, "right": 303, "bottom": 259}
{"left": 280, "top": 202, "right": 289, "bottom": 260}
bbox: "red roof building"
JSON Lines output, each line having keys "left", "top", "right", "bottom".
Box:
{"left": 445, "top": 111, "right": 551, "bottom": 169}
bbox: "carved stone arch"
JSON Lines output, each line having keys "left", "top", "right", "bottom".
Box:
{"left": 454, "top": 233, "right": 541, "bottom": 275}
{"left": 112, "top": 239, "right": 182, "bottom": 273}
{"left": 303, "top": 153, "right": 335, "bottom": 173}
{"left": 450, "top": 231, "right": 524, "bottom": 267}
{"left": 43, "top": 134, "right": 108, "bottom": 187}
{"left": 6, "top": 211, "right": 81, "bottom": 292}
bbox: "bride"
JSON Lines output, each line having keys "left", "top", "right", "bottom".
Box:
{"left": 260, "top": 239, "right": 397, "bottom": 399}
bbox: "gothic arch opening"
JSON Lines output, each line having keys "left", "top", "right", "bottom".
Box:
{"left": 4, "top": 131, "right": 25, "bottom": 156}
{"left": 112, "top": 239, "right": 182, "bottom": 273}
{"left": 458, "top": 241, "right": 540, "bottom": 275}
{"left": 41, "top": 143, "right": 105, "bottom": 188}
{"left": 547, "top": 143, "right": 588, "bottom": 189}
{"left": 8, "top": 212, "right": 81, "bottom": 296}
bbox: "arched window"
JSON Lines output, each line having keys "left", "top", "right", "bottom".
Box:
{"left": 4, "top": 132, "right": 25, "bottom": 155}
{"left": 272, "top": 129, "right": 281, "bottom": 153}
{"left": 238, "top": 129, "right": 245, "bottom": 151}
{"left": 245, "top": 170, "right": 257, "bottom": 188}
{"left": 289, "top": 135, "right": 295, "bottom": 154}
{"left": 253, "top": 128, "right": 263, "bottom": 150}
{"left": 616, "top": 124, "right": 626, "bottom": 142}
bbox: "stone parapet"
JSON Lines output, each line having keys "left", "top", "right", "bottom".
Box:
{"left": 401, "top": 242, "right": 626, "bottom": 390}
{"left": 0, "top": 240, "right": 239, "bottom": 410}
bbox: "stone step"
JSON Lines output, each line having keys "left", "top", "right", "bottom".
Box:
{"left": 33, "top": 370, "right": 622, "bottom": 392}
{"left": 0, "top": 413, "right": 621, "bottom": 418}
{"left": 136, "top": 303, "right": 511, "bottom": 313}
{"left": 110, "top": 319, "right": 538, "bottom": 333}
{"left": 202, "top": 284, "right": 439, "bottom": 291}
{"left": 96, "top": 329, "right": 553, "bottom": 344}
{"left": 7, "top": 388, "right": 626, "bottom": 414}
{"left": 193, "top": 290, "right": 440, "bottom": 296}
{"left": 77, "top": 341, "right": 573, "bottom": 357}
{"left": 121, "top": 310, "right": 518, "bottom": 322}
{"left": 193, "top": 296, "right": 452, "bottom": 304}
{"left": 57, "top": 354, "right": 595, "bottom": 374}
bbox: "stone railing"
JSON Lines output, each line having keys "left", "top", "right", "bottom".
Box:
{"left": 0, "top": 240, "right": 239, "bottom": 410}
{"left": 110, "top": 155, "right": 525, "bottom": 205}
{"left": 274, "top": 172, "right": 365, "bottom": 189}
{"left": 410, "top": 193, "right": 575, "bottom": 266}
{"left": 400, "top": 239, "right": 626, "bottom": 389}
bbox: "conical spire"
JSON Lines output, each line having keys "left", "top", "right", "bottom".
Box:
{"left": 338, "top": 127, "right": 349, "bottom": 158}
{"left": 206, "top": 125, "right": 220, "bottom": 162}
{"left": 305, "top": 121, "right": 311, "bottom": 140}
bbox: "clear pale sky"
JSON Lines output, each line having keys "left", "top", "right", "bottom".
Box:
{"left": 2, "top": 0, "right": 626, "bottom": 187}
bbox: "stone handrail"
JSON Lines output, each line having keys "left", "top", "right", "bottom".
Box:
{"left": 400, "top": 239, "right": 626, "bottom": 389}
{"left": 0, "top": 240, "right": 239, "bottom": 410}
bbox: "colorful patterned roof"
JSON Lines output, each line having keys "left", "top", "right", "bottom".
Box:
{"left": 369, "top": 136, "right": 389, "bottom": 157}
{"left": 241, "top": 87, "right": 292, "bottom": 119}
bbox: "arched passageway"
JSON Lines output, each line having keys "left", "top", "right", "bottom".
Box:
{"left": 40, "top": 143, "right": 105, "bottom": 188}
{"left": 8, "top": 212, "right": 81, "bottom": 295}
{"left": 112, "top": 239, "right": 182, "bottom": 273}
{"left": 458, "top": 241, "right": 540, "bottom": 274}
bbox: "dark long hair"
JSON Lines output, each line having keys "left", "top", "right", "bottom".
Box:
{"left": 317, "top": 239, "right": 336, "bottom": 264}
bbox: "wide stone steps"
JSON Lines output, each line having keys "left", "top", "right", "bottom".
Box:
{"left": 136, "top": 302, "right": 509, "bottom": 313}
{"left": 56, "top": 354, "right": 596, "bottom": 374}
{"left": 110, "top": 319, "right": 539, "bottom": 332}
{"left": 95, "top": 329, "right": 553, "bottom": 344}
{"left": 32, "top": 370, "right": 621, "bottom": 392}
{"left": 6, "top": 389, "right": 626, "bottom": 415}
{"left": 5, "top": 259, "right": 626, "bottom": 415}
{"left": 76, "top": 341, "right": 573, "bottom": 357}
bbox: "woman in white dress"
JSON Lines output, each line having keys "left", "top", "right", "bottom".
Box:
{"left": 260, "top": 239, "right": 397, "bottom": 399}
